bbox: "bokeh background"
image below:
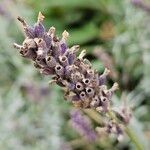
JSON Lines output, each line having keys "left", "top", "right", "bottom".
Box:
{"left": 0, "top": 0, "right": 150, "bottom": 149}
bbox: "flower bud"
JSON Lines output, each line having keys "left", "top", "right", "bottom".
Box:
{"left": 67, "top": 52, "right": 76, "bottom": 65}
{"left": 59, "top": 31, "right": 68, "bottom": 55}
{"left": 51, "top": 44, "right": 60, "bottom": 58}
{"left": 43, "top": 33, "right": 52, "bottom": 49}
{"left": 34, "top": 38, "right": 47, "bottom": 50}
{"left": 59, "top": 56, "right": 69, "bottom": 66}
{"left": 83, "top": 78, "right": 90, "bottom": 85}
{"left": 83, "top": 59, "right": 92, "bottom": 68}
{"left": 79, "top": 91, "right": 87, "bottom": 100}
{"left": 69, "top": 45, "right": 80, "bottom": 54}
{"left": 86, "top": 87, "right": 94, "bottom": 97}
{"left": 23, "top": 38, "right": 37, "bottom": 50}
{"left": 78, "top": 49, "right": 86, "bottom": 59}
{"left": 86, "top": 69, "right": 94, "bottom": 79}
{"left": 60, "top": 43, "right": 67, "bottom": 55}
{"left": 34, "top": 12, "right": 45, "bottom": 37}
{"left": 36, "top": 48, "right": 46, "bottom": 60}
{"left": 55, "top": 64, "right": 64, "bottom": 76}
{"left": 34, "top": 38, "right": 47, "bottom": 60}
{"left": 34, "top": 23, "right": 45, "bottom": 37}
{"left": 46, "top": 56, "right": 56, "bottom": 68}
{"left": 75, "top": 82, "right": 84, "bottom": 91}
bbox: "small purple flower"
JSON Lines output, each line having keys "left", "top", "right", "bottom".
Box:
{"left": 67, "top": 52, "right": 76, "bottom": 65}
{"left": 59, "top": 30, "right": 69, "bottom": 55}
{"left": 70, "top": 110, "right": 97, "bottom": 141}
{"left": 34, "top": 12, "right": 45, "bottom": 37}
{"left": 43, "top": 33, "right": 52, "bottom": 49}
{"left": 34, "top": 23, "right": 45, "bottom": 37}
{"left": 60, "top": 42, "right": 67, "bottom": 55}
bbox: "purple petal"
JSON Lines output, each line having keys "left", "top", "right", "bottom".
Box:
{"left": 24, "top": 26, "right": 35, "bottom": 38}
{"left": 60, "top": 42, "right": 67, "bottom": 54}
{"left": 43, "top": 33, "right": 52, "bottom": 49}
{"left": 68, "top": 53, "right": 76, "bottom": 65}
{"left": 34, "top": 23, "right": 45, "bottom": 37}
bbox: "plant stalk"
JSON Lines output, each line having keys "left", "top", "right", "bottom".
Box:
{"left": 108, "top": 110, "right": 144, "bottom": 150}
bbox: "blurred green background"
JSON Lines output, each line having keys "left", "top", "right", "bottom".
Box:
{"left": 0, "top": 0, "right": 150, "bottom": 149}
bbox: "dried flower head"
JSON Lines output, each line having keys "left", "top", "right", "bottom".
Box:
{"left": 14, "top": 12, "right": 118, "bottom": 112}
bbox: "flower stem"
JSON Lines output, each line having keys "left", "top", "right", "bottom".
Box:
{"left": 83, "top": 109, "right": 103, "bottom": 125}
{"left": 125, "top": 127, "right": 144, "bottom": 150}
{"left": 108, "top": 110, "right": 144, "bottom": 150}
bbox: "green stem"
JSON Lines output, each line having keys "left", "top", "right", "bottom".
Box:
{"left": 108, "top": 110, "right": 144, "bottom": 150}
{"left": 83, "top": 109, "right": 103, "bottom": 125}
{"left": 125, "top": 127, "right": 144, "bottom": 150}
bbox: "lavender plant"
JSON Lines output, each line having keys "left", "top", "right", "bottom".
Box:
{"left": 131, "top": 0, "right": 150, "bottom": 12}
{"left": 13, "top": 12, "right": 144, "bottom": 150}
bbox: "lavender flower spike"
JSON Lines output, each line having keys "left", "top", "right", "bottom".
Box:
{"left": 70, "top": 110, "right": 97, "bottom": 141}
{"left": 13, "top": 12, "right": 118, "bottom": 111}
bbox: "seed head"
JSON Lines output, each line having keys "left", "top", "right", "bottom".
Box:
{"left": 14, "top": 12, "right": 118, "bottom": 111}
